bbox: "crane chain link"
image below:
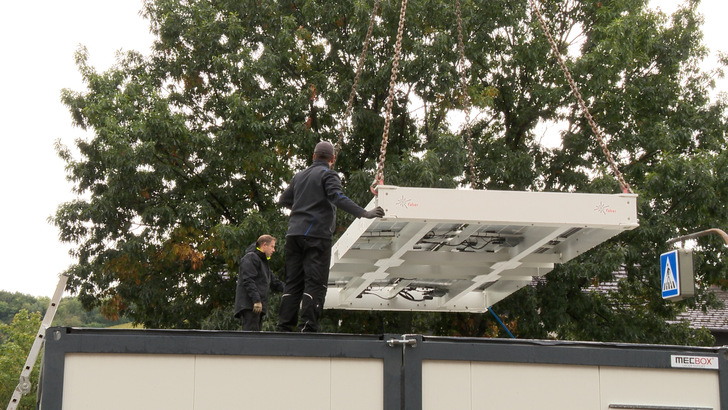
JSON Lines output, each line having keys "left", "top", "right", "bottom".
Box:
{"left": 528, "top": 0, "right": 633, "bottom": 194}
{"left": 456, "top": 0, "right": 478, "bottom": 188}
{"left": 335, "top": 0, "right": 382, "bottom": 158}
{"left": 372, "top": 0, "right": 409, "bottom": 193}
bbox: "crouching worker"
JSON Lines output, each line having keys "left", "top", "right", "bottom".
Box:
{"left": 234, "top": 234, "right": 285, "bottom": 331}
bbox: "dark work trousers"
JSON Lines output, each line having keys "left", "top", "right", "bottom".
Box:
{"left": 277, "top": 236, "right": 332, "bottom": 332}
{"left": 240, "top": 309, "right": 263, "bottom": 331}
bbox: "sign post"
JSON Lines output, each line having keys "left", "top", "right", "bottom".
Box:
{"left": 660, "top": 249, "right": 694, "bottom": 301}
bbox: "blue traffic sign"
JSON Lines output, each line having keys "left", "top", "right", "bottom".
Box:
{"left": 661, "top": 250, "right": 680, "bottom": 299}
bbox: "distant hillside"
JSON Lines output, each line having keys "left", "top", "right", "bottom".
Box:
{"left": 0, "top": 290, "right": 131, "bottom": 328}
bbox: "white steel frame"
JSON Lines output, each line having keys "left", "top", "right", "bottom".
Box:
{"left": 325, "top": 186, "right": 638, "bottom": 312}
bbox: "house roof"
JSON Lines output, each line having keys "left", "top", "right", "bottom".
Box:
{"left": 537, "top": 269, "right": 728, "bottom": 332}
{"left": 676, "top": 287, "right": 728, "bottom": 331}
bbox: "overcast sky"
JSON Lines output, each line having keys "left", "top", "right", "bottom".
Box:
{"left": 0, "top": 0, "right": 725, "bottom": 298}
{"left": 0, "top": 1, "right": 153, "bottom": 297}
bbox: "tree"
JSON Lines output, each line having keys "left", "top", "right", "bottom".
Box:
{"left": 0, "top": 310, "right": 41, "bottom": 410}
{"left": 53, "top": 296, "right": 132, "bottom": 328}
{"left": 490, "top": 0, "right": 726, "bottom": 345}
{"left": 54, "top": 0, "right": 726, "bottom": 344}
{"left": 0, "top": 291, "right": 46, "bottom": 324}
{"left": 0, "top": 291, "right": 131, "bottom": 328}
{"left": 0, "top": 296, "right": 132, "bottom": 410}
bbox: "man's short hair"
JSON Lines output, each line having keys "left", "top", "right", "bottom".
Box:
{"left": 314, "top": 141, "right": 335, "bottom": 161}
{"left": 257, "top": 234, "right": 276, "bottom": 247}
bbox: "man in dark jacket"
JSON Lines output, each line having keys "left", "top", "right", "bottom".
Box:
{"left": 277, "top": 141, "right": 385, "bottom": 332}
{"left": 235, "top": 234, "right": 284, "bottom": 331}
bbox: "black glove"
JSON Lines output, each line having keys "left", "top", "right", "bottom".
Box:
{"left": 361, "top": 206, "right": 385, "bottom": 219}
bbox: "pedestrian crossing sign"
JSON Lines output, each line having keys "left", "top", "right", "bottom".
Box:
{"left": 661, "top": 250, "right": 679, "bottom": 298}
{"left": 660, "top": 249, "right": 694, "bottom": 301}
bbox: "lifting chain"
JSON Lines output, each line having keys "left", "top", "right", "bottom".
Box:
{"left": 456, "top": 0, "right": 478, "bottom": 188}
{"left": 371, "top": 0, "right": 409, "bottom": 194}
{"left": 528, "top": 0, "right": 633, "bottom": 194}
{"left": 335, "top": 0, "right": 383, "bottom": 158}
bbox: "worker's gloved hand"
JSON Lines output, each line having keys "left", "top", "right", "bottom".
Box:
{"left": 361, "top": 206, "right": 385, "bottom": 219}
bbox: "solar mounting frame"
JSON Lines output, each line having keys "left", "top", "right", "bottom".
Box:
{"left": 325, "top": 186, "right": 639, "bottom": 312}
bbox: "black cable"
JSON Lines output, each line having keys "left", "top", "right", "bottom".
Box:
{"left": 360, "top": 288, "right": 431, "bottom": 302}
{"left": 361, "top": 290, "right": 400, "bottom": 300}
{"left": 398, "top": 289, "right": 429, "bottom": 302}
{"left": 418, "top": 240, "right": 468, "bottom": 247}
{"left": 462, "top": 238, "right": 497, "bottom": 251}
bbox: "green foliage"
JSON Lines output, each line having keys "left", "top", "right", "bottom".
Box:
{"left": 0, "top": 291, "right": 131, "bottom": 328}
{"left": 53, "top": 0, "right": 727, "bottom": 345}
{"left": 0, "top": 310, "right": 42, "bottom": 410}
{"left": 0, "top": 293, "right": 133, "bottom": 409}
{"left": 0, "top": 292, "right": 45, "bottom": 325}
{"left": 54, "top": 296, "right": 132, "bottom": 328}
